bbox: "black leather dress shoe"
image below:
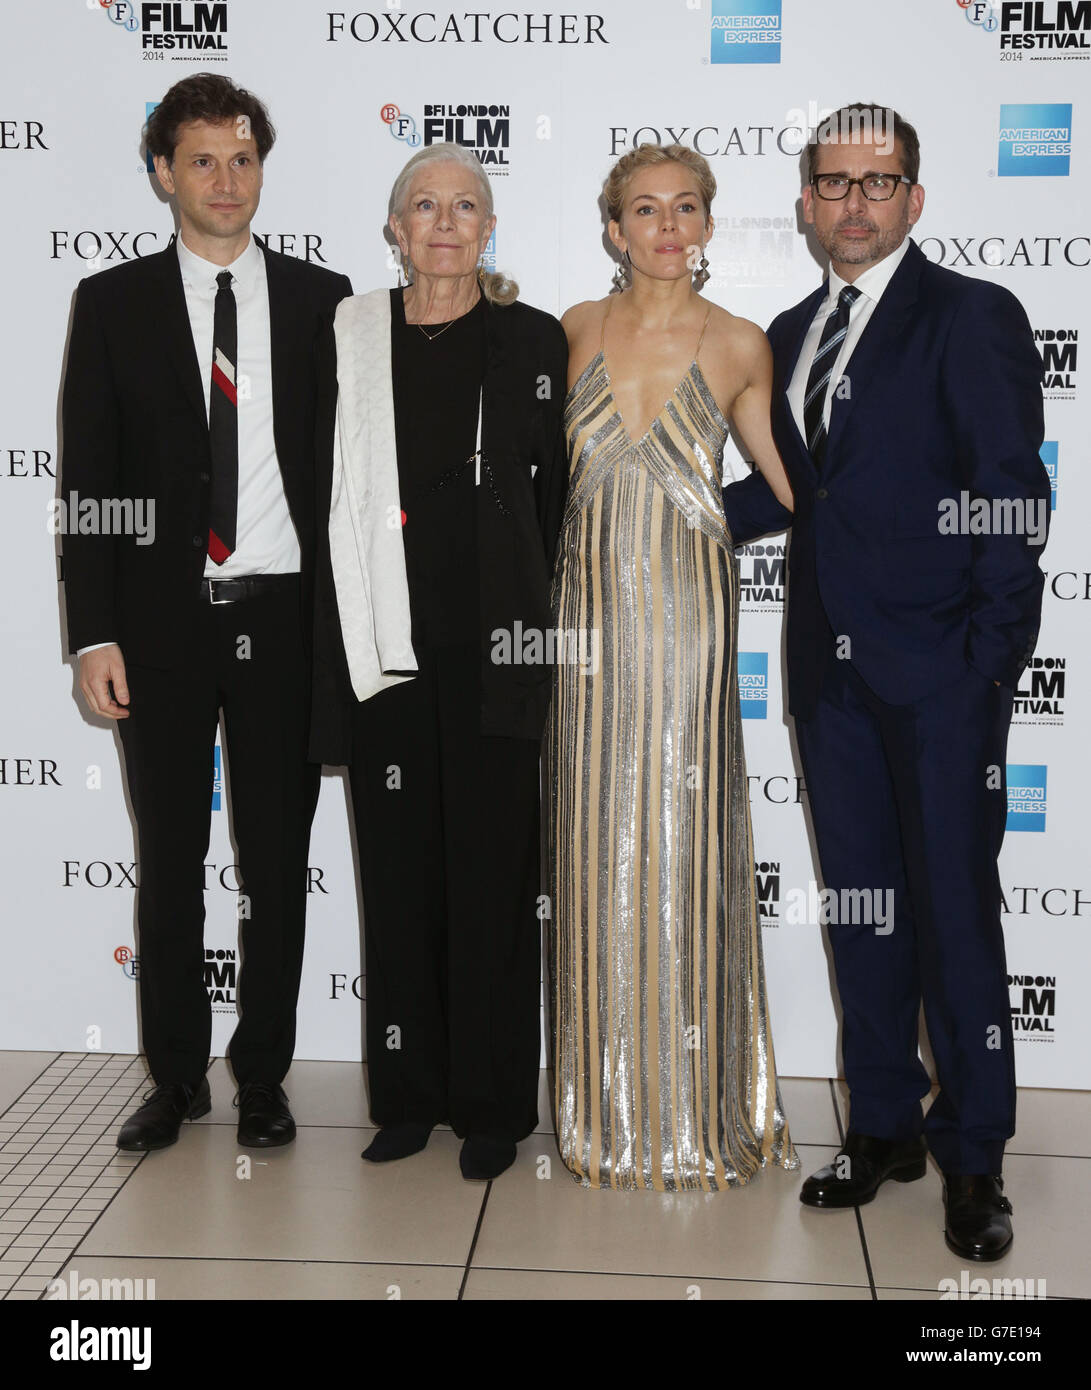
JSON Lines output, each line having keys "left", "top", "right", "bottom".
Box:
{"left": 459, "top": 1135, "right": 517, "bottom": 1181}
{"left": 236, "top": 1082, "right": 296, "bottom": 1148}
{"left": 943, "top": 1174, "right": 1013, "bottom": 1261}
{"left": 116, "top": 1078, "right": 211, "bottom": 1152}
{"left": 800, "top": 1132, "right": 928, "bottom": 1208}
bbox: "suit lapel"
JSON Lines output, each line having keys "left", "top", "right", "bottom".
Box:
{"left": 153, "top": 236, "right": 207, "bottom": 424}
{"left": 825, "top": 239, "right": 924, "bottom": 463}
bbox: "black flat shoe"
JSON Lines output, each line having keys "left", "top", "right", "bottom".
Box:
{"left": 361, "top": 1123, "right": 433, "bottom": 1163}
{"left": 459, "top": 1135, "right": 516, "bottom": 1181}
{"left": 116, "top": 1077, "right": 211, "bottom": 1152}
{"left": 800, "top": 1132, "right": 928, "bottom": 1208}
{"left": 236, "top": 1082, "right": 296, "bottom": 1148}
{"left": 943, "top": 1174, "right": 1013, "bottom": 1261}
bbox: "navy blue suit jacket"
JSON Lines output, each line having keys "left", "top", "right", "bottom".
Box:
{"left": 722, "top": 238, "right": 1049, "bottom": 720}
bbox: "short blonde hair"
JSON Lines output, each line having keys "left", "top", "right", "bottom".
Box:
{"left": 603, "top": 142, "right": 717, "bottom": 226}
{"left": 389, "top": 141, "right": 518, "bottom": 306}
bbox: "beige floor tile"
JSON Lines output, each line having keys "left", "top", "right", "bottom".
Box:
{"left": 463, "top": 1268, "right": 873, "bottom": 1300}
{"left": 1010, "top": 1088, "right": 1091, "bottom": 1159}
{"left": 51, "top": 1255, "right": 461, "bottom": 1300}
{"left": 472, "top": 1142, "right": 868, "bottom": 1285}
{"left": 78, "top": 1124, "right": 484, "bottom": 1266}
{"left": 0, "top": 1053, "right": 58, "bottom": 1115}
{"left": 864, "top": 1152, "right": 1087, "bottom": 1300}
{"left": 779, "top": 1077, "right": 841, "bottom": 1146}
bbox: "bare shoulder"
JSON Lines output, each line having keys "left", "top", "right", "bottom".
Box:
{"left": 701, "top": 305, "right": 771, "bottom": 383}
{"left": 561, "top": 296, "right": 610, "bottom": 386}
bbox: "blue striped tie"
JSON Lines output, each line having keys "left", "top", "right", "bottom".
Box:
{"left": 803, "top": 284, "right": 861, "bottom": 467}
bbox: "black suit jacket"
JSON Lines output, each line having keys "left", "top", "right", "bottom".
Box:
{"left": 723, "top": 239, "right": 1048, "bottom": 719}
{"left": 310, "top": 291, "right": 569, "bottom": 763}
{"left": 60, "top": 235, "right": 353, "bottom": 667}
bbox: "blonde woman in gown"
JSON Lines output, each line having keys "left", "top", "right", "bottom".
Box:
{"left": 545, "top": 144, "right": 799, "bottom": 1191}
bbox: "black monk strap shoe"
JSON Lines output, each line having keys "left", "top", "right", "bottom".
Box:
{"left": 800, "top": 1132, "right": 928, "bottom": 1208}
{"left": 943, "top": 1174, "right": 1014, "bottom": 1262}
{"left": 116, "top": 1077, "right": 211, "bottom": 1152}
{"left": 236, "top": 1081, "right": 296, "bottom": 1148}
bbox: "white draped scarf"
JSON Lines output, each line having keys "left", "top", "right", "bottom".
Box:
{"left": 327, "top": 289, "right": 418, "bottom": 701}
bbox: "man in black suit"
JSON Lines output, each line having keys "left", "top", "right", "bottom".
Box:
{"left": 723, "top": 103, "right": 1048, "bottom": 1259}
{"left": 61, "top": 74, "right": 352, "bottom": 1151}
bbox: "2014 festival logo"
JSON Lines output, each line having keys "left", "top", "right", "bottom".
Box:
{"left": 96, "top": 1, "right": 230, "bottom": 57}
{"left": 1006, "top": 764, "right": 1048, "bottom": 831}
{"left": 708, "top": 214, "right": 796, "bottom": 289}
{"left": 739, "top": 542, "right": 785, "bottom": 612}
{"left": 1036, "top": 327, "right": 1078, "bottom": 399}
{"left": 380, "top": 100, "right": 511, "bottom": 172}
{"left": 998, "top": 103, "right": 1073, "bottom": 177}
{"left": 1013, "top": 656, "right": 1066, "bottom": 726}
{"left": 755, "top": 860, "right": 780, "bottom": 926}
{"left": 738, "top": 651, "right": 769, "bottom": 718}
{"left": 711, "top": 1, "right": 781, "bottom": 64}
{"left": 959, "top": 0, "right": 1091, "bottom": 58}
{"left": 1008, "top": 972, "right": 1056, "bottom": 1041}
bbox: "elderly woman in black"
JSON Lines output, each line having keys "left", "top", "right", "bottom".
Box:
{"left": 311, "top": 143, "right": 567, "bottom": 1180}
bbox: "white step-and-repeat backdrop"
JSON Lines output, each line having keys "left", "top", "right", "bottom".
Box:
{"left": 1, "top": 0, "right": 1086, "bottom": 1087}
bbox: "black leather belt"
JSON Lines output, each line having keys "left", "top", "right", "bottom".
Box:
{"left": 200, "top": 573, "right": 300, "bottom": 605}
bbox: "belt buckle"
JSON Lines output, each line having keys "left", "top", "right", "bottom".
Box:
{"left": 207, "top": 578, "right": 232, "bottom": 606}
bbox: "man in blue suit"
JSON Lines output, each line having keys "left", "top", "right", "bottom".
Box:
{"left": 722, "top": 103, "right": 1049, "bottom": 1261}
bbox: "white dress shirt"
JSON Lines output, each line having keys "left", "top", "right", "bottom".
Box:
{"left": 787, "top": 234, "right": 912, "bottom": 443}
{"left": 78, "top": 233, "right": 299, "bottom": 656}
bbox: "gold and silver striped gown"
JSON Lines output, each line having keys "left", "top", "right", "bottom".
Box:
{"left": 544, "top": 303, "right": 797, "bottom": 1192}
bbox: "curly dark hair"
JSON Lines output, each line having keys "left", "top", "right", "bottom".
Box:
{"left": 144, "top": 73, "right": 275, "bottom": 165}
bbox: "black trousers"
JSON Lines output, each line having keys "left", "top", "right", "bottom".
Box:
{"left": 118, "top": 580, "right": 319, "bottom": 1087}
{"left": 348, "top": 643, "right": 541, "bottom": 1141}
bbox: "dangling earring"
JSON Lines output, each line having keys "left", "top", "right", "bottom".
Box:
{"left": 694, "top": 248, "right": 710, "bottom": 290}
{"left": 613, "top": 249, "right": 631, "bottom": 292}
{"left": 398, "top": 250, "right": 412, "bottom": 288}
{"left": 477, "top": 260, "right": 487, "bottom": 285}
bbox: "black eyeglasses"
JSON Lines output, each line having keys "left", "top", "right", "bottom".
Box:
{"left": 811, "top": 174, "right": 913, "bottom": 201}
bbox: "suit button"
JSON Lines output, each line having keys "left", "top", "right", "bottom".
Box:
{"left": 192, "top": 535, "right": 204, "bottom": 548}
{"left": 816, "top": 487, "right": 829, "bottom": 499}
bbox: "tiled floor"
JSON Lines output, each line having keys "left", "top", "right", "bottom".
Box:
{"left": 0, "top": 1051, "right": 1085, "bottom": 1301}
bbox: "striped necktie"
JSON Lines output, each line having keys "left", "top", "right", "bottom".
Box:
{"left": 207, "top": 269, "right": 238, "bottom": 564}
{"left": 803, "top": 284, "right": 861, "bottom": 467}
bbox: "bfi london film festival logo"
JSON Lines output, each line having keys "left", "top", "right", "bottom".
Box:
{"left": 1006, "top": 764, "right": 1047, "bottom": 832}
{"left": 998, "top": 103, "right": 1073, "bottom": 177}
{"left": 380, "top": 100, "right": 511, "bottom": 171}
{"left": 710, "top": 1, "right": 781, "bottom": 64}
{"left": 961, "top": 0, "right": 1091, "bottom": 57}
{"left": 205, "top": 947, "right": 236, "bottom": 1011}
{"left": 1036, "top": 329, "right": 1078, "bottom": 399}
{"left": 738, "top": 652, "right": 768, "bottom": 719}
{"left": 738, "top": 543, "right": 784, "bottom": 613}
{"left": 212, "top": 742, "right": 222, "bottom": 811}
{"left": 1013, "top": 656, "right": 1066, "bottom": 726}
{"left": 95, "top": 1, "right": 230, "bottom": 56}
{"left": 755, "top": 860, "right": 780, "bottom": 926}
{"left": 1009, "top": 972, "right": 1056, "bottom": 1041}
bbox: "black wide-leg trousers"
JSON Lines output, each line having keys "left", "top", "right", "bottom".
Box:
{"left": 348, "top": 643, "right": 542, "bottom": 1142}
{"left": 118, "top": 581, "right": 319, "bottom": 1087}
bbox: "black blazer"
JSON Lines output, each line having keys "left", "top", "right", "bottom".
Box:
{"left": 60, "top": 235, "right": 352, "bottom": 667}
{"left": 310, "top": 291, "right": 569, "bottom": 762}
{"left": 723, "top": 239, "right": 1048, "bottom": 719}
